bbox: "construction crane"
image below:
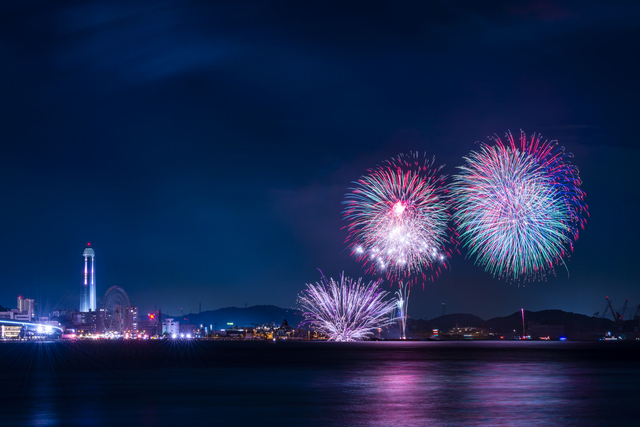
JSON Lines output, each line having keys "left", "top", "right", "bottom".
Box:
{"left": 605, "top": 297, "right": 629, "bottom": 332}
{"left": 606, "top": 297, "right": 617, "bottom": 322}
{"left": 595, "top": 298, "right": 613, "bottom": 334}
{"left": 620, "top": 298, "right": 629, "bottom": 321}
{"left": 594, "top": 299, "right": 610, "bottom": 318}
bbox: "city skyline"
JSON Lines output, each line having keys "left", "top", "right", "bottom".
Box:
{"left": 0, "top": 2, "right": 639, "bottom": 319}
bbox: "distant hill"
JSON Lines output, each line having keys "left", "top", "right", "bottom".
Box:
{"left": 415, "top": 313, "right": 486, "bottom": 332}
{"left": 485, "top": 309, "right": 615, "bottom": 335}
{"left": 410, "top": 309, "right": 620, "bottom": 338}
{"left": 159, "top": 305, "right": 626, "bottom": 338}
{"left": 164, "top": 305, "right": 306, "bottom": 329}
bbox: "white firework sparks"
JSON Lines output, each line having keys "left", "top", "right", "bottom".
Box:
{"left": 297, "top": 274, "right": 397, "bottom": 341}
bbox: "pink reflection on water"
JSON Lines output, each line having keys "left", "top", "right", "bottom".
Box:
{"left": 312, "top": 342, "right": 598, "bottom": 426}
{"left": 361, "top": 367, "right": 443, "bottom": 425}
{"left": 310, "top": 344, "right": 449, "bottom": 425}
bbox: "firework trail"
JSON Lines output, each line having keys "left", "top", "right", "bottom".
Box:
{"left": 343, "top": 152, "right": 451, "bottom": 284}
{"left": 297, "top": 274, "right": 397, "bottom": 341}
{"left": 450, "top": 130, "right": 588, "bottom": 279}
{"left": 395, "top": 282, "right": 410, "bottom": 339}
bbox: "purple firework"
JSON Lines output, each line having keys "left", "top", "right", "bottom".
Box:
{"left": 297, "top": 274, "right": 396, "bottom": 341}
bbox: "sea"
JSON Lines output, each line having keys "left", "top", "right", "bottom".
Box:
{"left": 1, "top": 340, "right": 639, "bottom": 426}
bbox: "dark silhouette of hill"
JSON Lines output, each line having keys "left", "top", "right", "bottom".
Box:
{"left": 411, "top": 310, "right": 621, "bottom": 339}
{"left": 485, "top": 310, "right": 615, "bottom": 335}
{"left": 415, "top": 313, "right": 485, "bottom": 332}
{"left": 158, "top": 304, "right": 631, "bottom": 339}
{"left": 164, "top": 305, "right": 306, "bottom": 329}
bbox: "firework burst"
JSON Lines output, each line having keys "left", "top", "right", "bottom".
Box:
{"left": 450, "top": 130, "right": 588, "bottom": 279}
{"left": 297, "top": 274, "right": 396, "bottom": 341}
{"left": 343, "top": 153, "right": 451, "bottom": 283}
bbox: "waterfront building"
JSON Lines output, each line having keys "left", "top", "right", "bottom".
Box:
{"left": 71, "top": 311, "right": 86, "bottom": 326}
{"left": 137, "top": 313, "right": 159, "bottom": 337}
{"left": 17, "top": 296, "right": 35, "bottom": 320}
{"left": 1, "top": 325, "right": 22, "bottom": 339}
{"left": 162, "top": 318, "right": 180, "bottom": 336}
{"left": 124, "top": 306, "right": 138, "bottom": 335}
{"left": 0, "top": 309, "right": 31, "bottom": 322}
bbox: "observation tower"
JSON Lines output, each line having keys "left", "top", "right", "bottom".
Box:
{"left": 80, "top": 243, "right": 96, "bottom": 312}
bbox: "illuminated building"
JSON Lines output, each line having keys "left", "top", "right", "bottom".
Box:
{"left": 137, "top": 313, "right": 160, "bottom": 337}
{"left": 74, "top": 310, "right": 104, "bottom": 335}
{"left": 80, "top": 243, "right": 96, "bottom": 312}
{"left": 0, "top": 309, "right": 31, "bottom": 322}
{"left": 1, "top": 324, "right": 22, "bottom": 339}
{"left": 124, "top": 306, "right": 138, "bottom": 335}
{"left": 17, "top": 296, "right": 35, "bottom": 320}
{"left": 162, "top": 318, "right": 179, "bottom": 336}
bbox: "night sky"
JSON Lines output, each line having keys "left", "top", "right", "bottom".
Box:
{"left": 1, "top": 1, "right": 638, "bottom": 320}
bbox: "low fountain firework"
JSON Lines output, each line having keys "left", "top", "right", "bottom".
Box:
{"left": 450, "top": 130, "right": 588, "bottom": 279}
{"left": 297, "top": 274, "right": 396, "bottom": 341}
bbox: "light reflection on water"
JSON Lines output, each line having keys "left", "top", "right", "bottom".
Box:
{"left": 313, "top": 355, "right": 590, "bottom": 426}
{"left": 1, "top": 341, "right": 639, "bottom": 426}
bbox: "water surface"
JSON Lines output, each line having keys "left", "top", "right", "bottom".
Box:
{"left": 1, "top": 340, "right": 638, "bottom": 426}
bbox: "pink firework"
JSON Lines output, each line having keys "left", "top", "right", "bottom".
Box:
{"left": 343, "top": 153, "right": 451, "bottom": 283}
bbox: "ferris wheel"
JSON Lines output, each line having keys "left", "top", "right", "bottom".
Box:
{"left": 101, "top": 286, "right": 131, "bottom": 333}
